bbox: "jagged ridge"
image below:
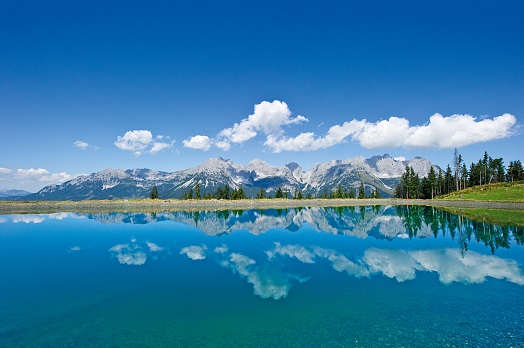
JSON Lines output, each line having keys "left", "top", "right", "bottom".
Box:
{"left": 23, "top": 154, "right": 440, "bottom": 201}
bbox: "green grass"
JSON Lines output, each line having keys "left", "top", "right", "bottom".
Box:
{"left": 439, "top": 181, "right": 524, "bottom": 202}
{"left": 442, "top": 207, "right": 524, "bottom": 227}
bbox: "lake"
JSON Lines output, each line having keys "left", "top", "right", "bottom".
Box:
{"left": 1, "top": 205, "right": 523, "bottom": 347}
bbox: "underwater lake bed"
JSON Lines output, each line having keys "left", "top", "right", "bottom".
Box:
{"left": 1, "top": 206, "right": 523, "bottom": 347}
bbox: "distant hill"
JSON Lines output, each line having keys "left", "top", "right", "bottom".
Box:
{"left": 22, "top": 154, "right": 440, "bottom": 201}
{"left": 0, "top": 189, "right": 33, "bottom": 200}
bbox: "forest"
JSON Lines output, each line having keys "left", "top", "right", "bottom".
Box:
{"left": 395, "top": 150, "right": 524, "bottom": 199}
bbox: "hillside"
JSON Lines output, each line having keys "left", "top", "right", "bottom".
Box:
{"left": 439, "top": 181, "right": 524, "bottom": 203}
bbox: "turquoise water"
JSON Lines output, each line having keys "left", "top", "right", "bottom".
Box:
{"left": 0, "top": 206, "right": 523, "bottom": 347}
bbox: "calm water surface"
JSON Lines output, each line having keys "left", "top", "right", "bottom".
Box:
{"left": 1, "top": 206, "right": 523, "bottom": 347}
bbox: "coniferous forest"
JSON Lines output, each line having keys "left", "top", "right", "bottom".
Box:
{"left": 394, "top": 150, "right": 524, "bottom": 199}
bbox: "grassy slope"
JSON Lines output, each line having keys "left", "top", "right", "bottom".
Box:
{"left": 442, "top": 207, "right": 524, "bottom": 227}
{"left": 439, "top": 181, "right": 524, "bottom": 202}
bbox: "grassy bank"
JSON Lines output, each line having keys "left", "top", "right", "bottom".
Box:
{"left": 441, "top": 207, "right": 524, "bottom": 227}
{"left": 438, "top": 181, "right": 524, "bottom": 202}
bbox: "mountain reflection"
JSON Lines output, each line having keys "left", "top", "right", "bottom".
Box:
{"left": 82, "top": 206, "right": 524, "bottom": 254}
{"left": 5, "top": 206, "right": 523, "bottom": 253}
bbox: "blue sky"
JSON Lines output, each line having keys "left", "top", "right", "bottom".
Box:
{"left": 1, "top": 0, "right": 523, "bottom": 191}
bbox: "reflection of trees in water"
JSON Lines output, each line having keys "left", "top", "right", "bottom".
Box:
{"left": 394, "top": 205, "right": 523, "bottom": 254}
{"left": 85, "top": 206, "right": 523, "bottom": 254}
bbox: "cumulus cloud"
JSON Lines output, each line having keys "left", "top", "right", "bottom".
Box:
{"left": 109, "top": 238, "right": 165, "bottom": 266}
{"left": 184, "top": 99, "right": 517, "bottom": 152}
{"left": 183, "top": 135, "right": 212, "bottom": 151}
{"left": 180, "top": 245, "right": 208, "bottom": 260}
{"left": 185, "top": 100, "right": 308, "bottom": 151}
{"left": 15, "top": 168, "right": 76, "bottom": 185}
{"left": 114, "top": 130, "right": 173, "bottom": 155}
{"left": 73, "top": 140, "right": 98, "bottom": 150}
{"left": 266, "top": 113, "right": 517, "bottom": 152}
{"left": 0, "top": 167, "right": 79, "bottom": 190}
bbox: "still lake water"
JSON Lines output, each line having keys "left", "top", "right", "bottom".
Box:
{"left": 1, "top": 206, "right": 523, "bottom": 347}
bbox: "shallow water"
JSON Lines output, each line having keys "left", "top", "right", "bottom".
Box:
{"left": 1, "top": 206, "right": 523, "bottom": 347}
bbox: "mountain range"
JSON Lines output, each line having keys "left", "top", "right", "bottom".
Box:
{"left": 0, "top": 189, "right": 32, "bottom": 199}
{"left": 15, "top": 154, "right": 440, "bottom": 201}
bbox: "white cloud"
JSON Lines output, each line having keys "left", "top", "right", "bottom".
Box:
{"left": 403, "top": 113, "right": 517, "bottom": 149}
{"left": 219, "top": 100, "right": 307, "bottom": 143}
{"left": 114, "top": 130, "right": 173, "bottom": 155}
{"left": 185, "top": 100, "right": 308, "bottom": 151}
{"left": 180, "top": 245, "right": 208, "bottom": 260}
{"left": 149, "top": 141, "right": 172, "bottom": 154}
{"left": 214, "top": 140, "right": 231, "bottom": 151}
{"left": 15, "top": 168, "right": 76, "bottom": 185}
{"left": 0, "top": 167, "right": 12, "bottom": 175}
{"left": 394, "top": 156, "right": 406, "bottom": 162}
{"left": 73, "top": 140, "right": 98, "bottom": 150}
{"left": 183, "top": 135, "right": 211, "bottom": 151}
{"left": 183, "top": 100, "right": 517, "bottom": 152}
{"left": 264, "top": 113, "right": 517, "bottom": 152}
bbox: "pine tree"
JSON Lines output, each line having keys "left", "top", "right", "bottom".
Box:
{"left": 275, "top": 187, "right": 283, "bottom": 198}
{"left": 358, "top": 182, "right": 366, "bottom": 199}
{"left": 335, "top": 184, "right": 343, "bottom": 199}
{"left": 149, "top": 185, "right": 159, "bottom": 199}
{"left": 195, "top": 182, "right": 201, "bottom": 200}
{"left": 256, "top": 188, "right": 266, "bottom": 199}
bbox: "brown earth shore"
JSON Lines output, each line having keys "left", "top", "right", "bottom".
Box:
{"left": 1, "top": 198, "right": 524, "bottom": 214}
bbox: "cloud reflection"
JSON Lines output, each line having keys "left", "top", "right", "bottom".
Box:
{"left": 109, "top": 237, "right": 165, "bottom": 266}
{"left": 10, "top": 212, "right": 84, "bottom": 224}
{"left": 267, "top": 243, "right": 524, "bottom": 286}
{"left": 180, "top": 245, "right": 208, "bottom": 260}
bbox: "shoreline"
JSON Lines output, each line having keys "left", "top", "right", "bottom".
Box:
{"left": 1, "top": 198, "right": 524, "bottom": 214}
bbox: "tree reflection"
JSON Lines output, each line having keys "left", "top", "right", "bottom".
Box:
{"left": 394, "top": 206, "right": 523, "bottom": 254}
{"left": 82, "top": 206, "right": 522, "bottom": 254}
